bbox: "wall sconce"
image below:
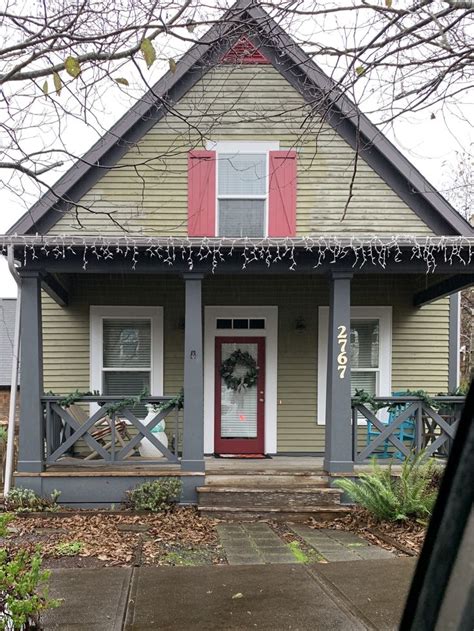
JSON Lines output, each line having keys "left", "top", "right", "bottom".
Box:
{"left": 178, "top": 317, "right": 185, "bottom": 330}
{"left": 295, "top": 316, "right": 306, "bottom": 331}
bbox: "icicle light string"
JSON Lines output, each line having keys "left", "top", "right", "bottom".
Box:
{"left": 1, "top": 235, "right": 474, "bottom": 273}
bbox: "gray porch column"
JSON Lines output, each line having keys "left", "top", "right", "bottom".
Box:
{"left": 18, "top": 271, "right": 44, "bottom": 473}
{"left": 448, "top": 293, "right": 460, "bottom": 392}
{"left": 324, "top": 272, "right": 354, "bottom": 474}
{"left": 181, "top": 274, "right": 205, "bottom": 502}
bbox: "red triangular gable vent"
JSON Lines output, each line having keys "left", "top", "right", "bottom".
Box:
{"left": 222, "top": 36, "right": 269, "bottom": 65}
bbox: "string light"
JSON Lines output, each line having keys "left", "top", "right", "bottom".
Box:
{"left": 1, "top": 234, "right": 473, "bottom": 274}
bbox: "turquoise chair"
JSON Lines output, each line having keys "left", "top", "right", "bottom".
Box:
{"left": 366, "top": 392, "right": 416, "bottom": 459}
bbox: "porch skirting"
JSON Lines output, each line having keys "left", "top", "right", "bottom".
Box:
{"left": 14, "top": 471, "right": 206, "bottom": 507}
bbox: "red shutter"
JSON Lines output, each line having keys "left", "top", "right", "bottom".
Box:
{"left": 268, "top": 150, "right": 297, "bottom": 237}
{"left": 188, "top": 150, "right": 216, "bottom": 237}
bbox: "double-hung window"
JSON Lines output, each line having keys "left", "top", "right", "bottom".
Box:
{"left": 187, "top": 141, "right": 297, "bottom": 238}
{"left": 90, "top": 306, "right": 163, "bottom": 415}
{"left": 217, "top": 152, "right": 267, "bottom": 237}
{"left": 317, "top": 306, "right": 392, "bottom": 424}
{"left": 350, "top": 319, "right": 380, "bottom": 397}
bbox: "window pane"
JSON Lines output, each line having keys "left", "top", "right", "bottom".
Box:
{"left": 103, "top": 371, "right": 150, "bottom": 418}
{"left": 220, "top": 343, "right": 258, "bottom": 438}
{"left": 351, "top": 371, "right": 376, "bottom": 396}
{"left": 219, "top": 153, "right": 266, "bottom": 196}
{"left": 233, "top": 319, "right": 249, "bottom": 329}
{"left": 103, "top": 319, "right": 151, "bottom": 368}
{"left": 218, "top": 199, "right": 265, "bottom": 237}
{"left": 216, "top": 319, "right": 232, "bottom": 329}
{"left": 249, "top": 319, "right": 265, "bottom": 329}
{"left": 350, "top": 319, "right": 379, "bottom": 369}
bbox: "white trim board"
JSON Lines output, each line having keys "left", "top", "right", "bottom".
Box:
{"left": 204, "top": 306, "right": 278, "bottom": 454}
{"left": 90, "top": 306, "right": 164, "bottom": 402}
{"left": 317, "top": 306, "right": 392, "bottom": 425}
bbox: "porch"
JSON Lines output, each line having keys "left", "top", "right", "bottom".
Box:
{"left": 14, "top": 391, "right": 464, "bottom": 507}
{"left": 11, "top": 238, "right": 471, "bottom": 505}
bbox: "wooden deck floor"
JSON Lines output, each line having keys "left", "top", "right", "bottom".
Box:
{"left": 16, "top": 455, "right": 412, "bottom": 477}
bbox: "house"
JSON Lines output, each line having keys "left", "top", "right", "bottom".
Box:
{"left": 0, "top": 298, "right": 19, "bottom": 425}
{"left": 2, "top": 0, "right": 473, "bottom": 509}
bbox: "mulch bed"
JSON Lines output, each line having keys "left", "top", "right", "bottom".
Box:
{"left": 307, "top": 508, "right": 426, "bottom": 556}
{"left": 1, "top": 507, "right": 225, "bottom": 567}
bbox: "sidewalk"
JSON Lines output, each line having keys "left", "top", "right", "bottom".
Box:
{"left": 41, "top": 558, "right": 416, "bottom": 630}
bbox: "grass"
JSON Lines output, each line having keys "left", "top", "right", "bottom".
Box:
{"left": 288, "top": 540, "right": 324, "bottom": 564}
{"left": 55, "top": 541, "right": 84, "bottom": 556}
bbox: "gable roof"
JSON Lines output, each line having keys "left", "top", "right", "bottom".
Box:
{"left": 0, "top": 299, "right": 18, "bottom": 387}
{"left": 8, "top": 0, "right": 473, "bottom": 237}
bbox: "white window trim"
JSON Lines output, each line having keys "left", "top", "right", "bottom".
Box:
{"left": 206, "top": 140, "right": 280, "bottom": 238}
{"left": 204, "top": 306, "right": 278, "bottom": 454}
{"left": 90, "top": 306, "right": 164, "bottom": 403}
{"left": 317, "top": 306, "right": 392, "bottom": 425}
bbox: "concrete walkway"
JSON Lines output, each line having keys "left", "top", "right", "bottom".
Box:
{"left": 217, "top": 523, "right": 295, "bottom": 565}
{"left": 217, "top": 522, "right": 394, "bottom": 565}
{"left": 41, "top": 558, "right": 416, "bottom": 630}
{"left": 292, "top": 526, "right": 395, "bottom": 562}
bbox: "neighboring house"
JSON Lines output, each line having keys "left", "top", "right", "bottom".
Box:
{"left": 3, "top": 0, "right": 473, "bottom": 506}
{"left": 0, "top": 298, "right": 18, "bottom": 424}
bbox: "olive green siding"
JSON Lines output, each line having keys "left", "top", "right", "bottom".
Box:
{"left": 41, "top": 274, "right": 449, "bottom": 452}
{"left": 49, "top": 65, "right": 433, "bottom": 236}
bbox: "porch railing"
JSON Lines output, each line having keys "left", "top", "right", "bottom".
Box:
{"left": 41, "top": 395, "right": 181, "bottom": 466}
{"left": 352, "top": 396, "right": 464, "bottom": 463}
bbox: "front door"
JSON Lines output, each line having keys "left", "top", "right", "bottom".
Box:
{"left": 214, "top": 336, "right": 265, "bottom": 454}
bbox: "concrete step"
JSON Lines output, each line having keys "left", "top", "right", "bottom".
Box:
{"left": 197, "top": 486, "right": 342, "bottom": 508}
{"left": 198, "top": 504, "right": 351, "bottom": 522}
{"left": 204, "top": 473, "right": 329, "bottom": 488}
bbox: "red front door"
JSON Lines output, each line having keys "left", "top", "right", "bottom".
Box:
{"left": 214, "top": 337, "right": 265, "bottom": 454}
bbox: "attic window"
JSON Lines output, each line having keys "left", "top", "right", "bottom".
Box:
{"left": 221, "top": 36, "right": 269, "bottom": 64}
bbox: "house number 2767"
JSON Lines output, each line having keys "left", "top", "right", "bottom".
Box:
{"left": 337, "top": 325, "right": 348, "bottom": 379}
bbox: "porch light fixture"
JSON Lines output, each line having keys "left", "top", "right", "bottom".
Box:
{"left": 295, "top": 316, "right": 306, "bottom": 331}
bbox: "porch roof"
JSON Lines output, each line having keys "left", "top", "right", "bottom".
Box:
{"left": 3, "top": 234, "right": 474, "bottom": 277}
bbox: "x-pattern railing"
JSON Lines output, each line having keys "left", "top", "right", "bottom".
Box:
{"left": 352, "top": 396, "right": 464, "bottom": 463}
{"left": 42, "top": 395, "right": 180, "bottom": 465}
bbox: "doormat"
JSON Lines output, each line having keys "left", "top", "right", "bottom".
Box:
{"left": 214, "top": 453, "right": 271, "bottom": 459}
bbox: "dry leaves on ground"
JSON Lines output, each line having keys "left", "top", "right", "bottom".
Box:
{"left": 4, "top": 507, "right": 221, "bottom": 566}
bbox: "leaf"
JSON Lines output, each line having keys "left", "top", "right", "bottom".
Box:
{"left": 53, "top": 72, "right": 62, "bottom": 95}
{"left": 115, "top": 77, "right": 130, "bottom": 86}
{"left": 64, "top": 56, "right": 81, "bottom": 78}
{"left": 140, "top": 38, "right": 156, "bottom": 68}
{"left": 168, "top": 58, "right": 177, "bottom": 73}
{"left": 385, "top": 0, "right": 393, "bottom": 7}
{"left": 232, "top": 593, "right": 243, "bottom": 599}
{"left": 42, "top": 80, "right": 48, "bottom": 95}
{"left": 355, "top": 66, "right": 366, "bottom": 77}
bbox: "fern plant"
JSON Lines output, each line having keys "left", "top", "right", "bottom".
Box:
{"left": 335, "top": 453, "right": 439, "bottom": 522}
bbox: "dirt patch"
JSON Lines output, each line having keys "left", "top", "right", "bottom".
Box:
{"left": 306, "top": 508, "right": 426, "bottom": 556}
{"left": 2, "top": 507, "right": 222, "bottom": 567}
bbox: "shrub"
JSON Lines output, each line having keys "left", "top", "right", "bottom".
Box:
{"left": 4, "top": 488, "right": 61, "bottom": 513}
{"left": 55, "top": 542, "right": 83, "bottom": 557}
{"left": 335, "top": 453, "right": 438, "bottom": 522}
{"left": 0, "top": 514, "right": 15, "bottom": 538}
{"left": 0, "top": 547, "right": 60, "bottom": 630}
{"left": 0, "top": 427, "right": 7, "bottom": 443}
{"left": 127, "top": 478, "right": 182, "bottom": 512}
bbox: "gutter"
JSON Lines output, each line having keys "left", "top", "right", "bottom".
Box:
{"left": 3, "top": 246, "right": 21, "bottom": 495}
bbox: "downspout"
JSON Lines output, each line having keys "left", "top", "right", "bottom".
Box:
{"left": 3, "top": 246, "right": 21, "bottom": 495}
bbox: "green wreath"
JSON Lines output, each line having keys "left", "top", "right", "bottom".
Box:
{"left": 221, "top": 349, "right": 259, "bottom": 392}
